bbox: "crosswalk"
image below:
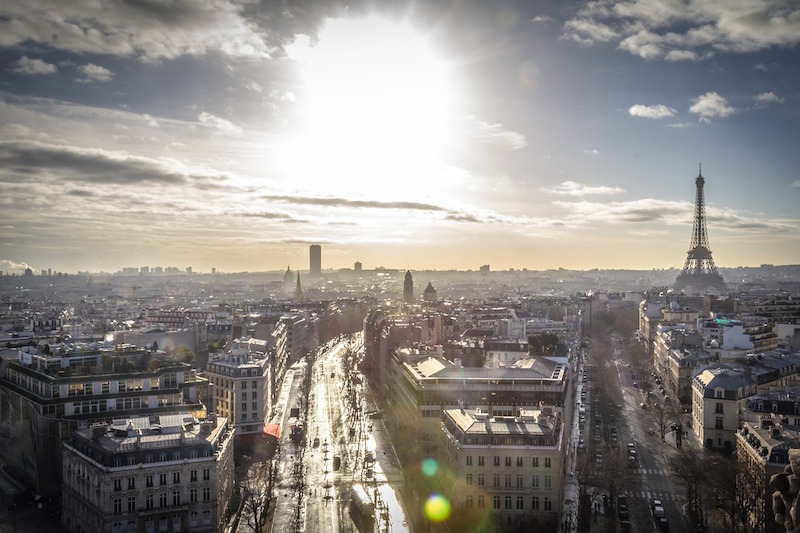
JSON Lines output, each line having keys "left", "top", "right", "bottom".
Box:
{"left": 631, "top": 467, "right": 669, "bottom": 476}
{"left": 634, "top": 490, "right": 680, "bottom": 504}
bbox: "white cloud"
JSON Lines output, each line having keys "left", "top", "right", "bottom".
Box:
{"left": 10, "top": 56, "right": 57, "bottom": 75}
{"left": 792, "top": 180, "right": 800, "bottom": 188}
{"left": 629, "top": 104, "right": 677, "bottom": 119}
{"left": 464, "top": 115, "right": 528, "bottom": 150}
{"left": 543, "top": 181, "right": 624, "bottom": 197}
{"left": 754, "top": 92, "right": 784, "bottom": 106}
{"left": 563, "top": 1, "right": 800, "bottom": 61}
{"left": 584, "top": 149, "right": 600, "bottom": 155}
{"left": 532, "top": 15, "right": 554, "bottom": 23}
{"left": 198, "top": 112, "right": 242, "bottom": 135}
{"left": 689, "top": 92, "right": 735, "bottom": 120}
{"left": 76, "top": 63, "right": 113, "bottom": 83}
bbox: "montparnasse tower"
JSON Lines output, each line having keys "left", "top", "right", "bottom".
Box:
{"left": 673, "top": 165, "right": 727, "bottom": 295}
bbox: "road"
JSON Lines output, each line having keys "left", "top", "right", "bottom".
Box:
{"left": 271, "top": 335, "right": 409, "bottom": 533}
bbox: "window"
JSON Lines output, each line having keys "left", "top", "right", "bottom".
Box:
{"left": 477, "top": 474, "right": 485, "bottom": 486}
{"left": 466, "top": 456, "right": 473, "bottom": 466}
{"left": 252, "top": 401, "right": 258, "bottom": 411}
{"left": 252, "top": 380, "right": 257, "bottom": 388}
{"left": 493, "top": 495, "right": 500, "bottom": 509}
{"left": 242, "top": 381, "right": 247, "bottom": 389}
{"left": 251, "top": 392, "right": 257, "bottom": 400}
{"left": 466, "top": 474, "right": 473, "bottom": 486}
{"left": 493, "top": 474, "right": 500, "bottom": 488}
{"left": 516, "top": 457, "right": 523, "bottom": 467}
{"left": 114, "top": 479, "right": 122, "bottom": 492}
{"left": 466, "top": 495, "right": 473, "bottom": 508}
{"left": 146, "top": 494, "right": 154, "bottom": 510}
{"left": 544, "top": 457, "right": 551, "bottom": 468}
{"left": 190, "top": 488, "right": 198, "bottom": 503}
{"left": 504, "top": 496, "right": 512, "bottom": 510}
{"left": 242, "top": 403, "right": 247, "bottom": 412}
{"left": 172, "top": 490, "right": 181, "bottom": 506}
{"left": 127, "top": 496, "right": 136, "bottom": 512}
{"left": 173, "top": 451, "right": 180, "bottom": 461}
{"left": 172, "top": 514, "right": 181, "bottom": 532}
{"left": 190, "top": 470, "right": 197, "bottom": 482}
{"left": 203, "top": 487, "right": 210, "bottom": 501}
{"left": 544, "top": 497, "right": 552, "bottom": 511}
{"left": 715, "top": 416, "right": 724, "bottom": 429}
{"left": 478, "top": 495, "right": 485, "bottom": 509}
{"left": 716, "top": 402, "right": 724, "bottom": 414}
{"left": 493, "top": 456, "right": 500, "bottom": 466}
{"left": 203, "top": 468, "right": 210, "bottom": 481}
{"left": 159, "top": 516, "right": 167, "bottom": 532}
{"left": 478, "top": 456, "right": 484, "bottom": 466}
{"left": 517, "top": 496, "right": 524, "bottom": 510}
{"left": 159, "top": 492, "right": 167, "bottom": 508}
{"left": 113, "top": 498, "right": 122, "bottom": 513}
{"left": 203, "top": 510, "right": 211, "bottom": 525}
{"left": 532, "top": 475, "right": 539, "bottom": 488}
{"left": 532, "top": 457, "right": 539, "bottom": 467}
{"left": 516, "top": 474, "right": 523, "bottom": 488}
{"left": 504, "top": 456, "right": 511, "bottom": 467}
{"left": 128, "top": 477, "right": 135, "bottom": 490}
{"left": 532, "top": 496, "right": 540, "bottom": 510}
{"left": 173, "top": 472, "right": 180, "bottom": 484}
{"left": 544, "top": 475, "right": 552, "bottom": 489}
{"left": 146, "top": 475, "right": 154, "bottom": 488}
{"left": 241, "top": 392, "right": 247, "bottom": 399}
{"left": 160, "top": 473, "right": 167, "bottom": 486}
{"left": 504, "top": 474, "right": 511, "bottom": 487}
{"left": 190, "top": 512, "right": 198, "bottom": 528}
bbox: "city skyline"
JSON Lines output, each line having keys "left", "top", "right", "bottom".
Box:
{"left": 1, "top": 1, "right": 800, "bottom": 275}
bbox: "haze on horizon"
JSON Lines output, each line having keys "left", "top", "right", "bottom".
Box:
{"left": 1, "top": 1, "right": 799, "bottom": 276}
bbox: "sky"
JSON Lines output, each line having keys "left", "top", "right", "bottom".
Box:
{"left": 1, "top": 0, "right": 799, "bottom": 275}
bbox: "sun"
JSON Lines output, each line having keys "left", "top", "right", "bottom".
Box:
{"left": 286, "top": 14, "right": 455, "bottom": 196}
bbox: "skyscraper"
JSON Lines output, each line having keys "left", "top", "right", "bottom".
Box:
{"left": 309, "top": 244, "right": 321, "bottom": 277}
{"left": 404, "top": 270, "right": 414, "bottom": 303}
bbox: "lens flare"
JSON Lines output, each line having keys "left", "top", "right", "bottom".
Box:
{"left": 421, "top": 458, "right": 438, "bottom": 477}
{"left": 424, "top": 494, "right": 451, "bottom": 522}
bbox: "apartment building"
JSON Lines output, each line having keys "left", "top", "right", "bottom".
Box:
{"left": 61, "top": 413, "right": 234, "bottom": 533}
{"left": 205, "top": 341, "right": 270, "bottom": 436}
{"left": 692, "top": 368, "right": 757, "bottom": 451}
{"left": 441, "top": 406, "right": 564, "bottom": 529}
{"left": 0, "top": 344, "right": 207, "bottom": 495}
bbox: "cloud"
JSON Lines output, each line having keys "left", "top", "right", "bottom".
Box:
{"left": 10, "top": 56, "right": 57, "bottom": 75}
{"left": 532, "top": 15, "right": 554, "bottom": 23}
{"left": 198, "top": 112, "right": 243, "bottom": 135}
{"left": 543, "top": 181, "right": 624, "bottom": 197}
{"left": 0, "top": 141, "right": 189, "bottom": 185}
{"left": 754, "top": 92, "right": 784, "bottom": 106}
{"left": 689, "top": 92, "right": 735, "bottom": 120}
{"left": 263, "top": 194, "right": 449, "bottom": 212}
{"left": 584, "top": 149, "right": 599, "bottom": 155}
{"left": 562, "top": 1, "right": 800, "bottom": 60}
{"left": 0, "top": 0, "right": 272, "bottom": 62}
{"left": 792, "top": 180, "right": 800, "bottom": 188}
{"left": 629, "top": 104, "right": 678, "bottom": 119}
{"left": 464, "top": 115, "right": 528, "bottom": 150}
{"left": 76, "top": 63, "right": 113, "bottom": 83}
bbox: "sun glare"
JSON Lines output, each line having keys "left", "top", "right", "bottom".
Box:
{"left": 287, "top": 15, "right": 454, "bottom": 195}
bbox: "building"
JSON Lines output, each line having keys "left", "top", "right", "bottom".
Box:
{"left": 692, "top": 367, "right": 757, "bottom": 451}
{"left": 403, "top": 271, "right": 414, "bottom": 303}
{"left": 441, "top": 406, "right": 564, "bottom": 529}
{"left": 205, "top": 339, "right": 271, "bottom": 436}
{"left": 309, "top": 245, "right": 321, "bottom": 277}
{"left": 0, "top": 344, "right": 207, "bottom": 496}
{"left": 423, "top": 282, "right": 437, "bottom": 304}
{"left": 61, "top": 413, "right": 234, "bottom": 533}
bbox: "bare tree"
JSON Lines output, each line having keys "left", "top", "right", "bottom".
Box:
{"left": 241, "top": 459, "right": 277, "bottom": 532}
{"left": 667, "top": 447, "right": 710, "bottom": 531}
{"left": 707, "top": 454, "right": 766, "bottom": 533}
{"left": 648, "top": 393, "right": 679, "bottom": 441}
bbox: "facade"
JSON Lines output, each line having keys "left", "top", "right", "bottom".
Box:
{"left": 205, "top": 339, "right": 270, "bottom": 435}
{"left": 309, "top": 245, "right": 321, "bottom": 277}
{"left": 653, "top": 325, "right": 711, "bottom": 404}
{"left": 0, "top": 345, "right": 207, "bottom": 496}
{"left": 61, "top": 414, "right": 234, "bottom": 533}
{"left": 441, "top": 406, "right": 564, "bottom": 529}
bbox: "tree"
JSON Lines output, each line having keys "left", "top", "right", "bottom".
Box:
{"left": 707, "top": 454, "right": 766, "bottom": 533}
{"left": 668, "top": 448, "right": 710, "bottom": 530}
{"left": 241, "top": 459, "right": 277, "bottom": 532}
{"left": 648, "top": 393, "right": 678, "bottom": 441}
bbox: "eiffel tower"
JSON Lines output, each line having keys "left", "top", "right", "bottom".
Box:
{"left": 674, "top": 166, "right": 727, "bottom": 294}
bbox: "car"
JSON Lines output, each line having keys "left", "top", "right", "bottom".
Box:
{"left": 640, "top": 402, "right": 648, "bottom": 409}
{"left": 632, "top": 381, "right": 638, "bottom": 388}
{"left": 657, "top": 517, "right": 669, "bottom": 531}
{"left": 652, "top": 499, "right": 663, "bottom": 509}
{"left": 313, "top": 437, "right": 320, "bottom": 447}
